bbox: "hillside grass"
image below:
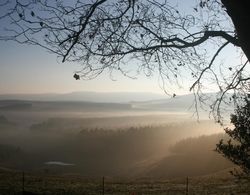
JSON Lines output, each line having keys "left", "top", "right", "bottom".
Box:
{"left": 1, "top": 169, "right": 250, "bottom": 195}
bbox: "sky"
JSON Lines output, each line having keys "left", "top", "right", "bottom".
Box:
{"left": 0, "top": 0, "right": 240, "bottom": 96}
{"left": 0, "top": 41, "right": 172, "bottom": 95}
{"left": 0, "top": 0, "right": 193, "bottom": 96}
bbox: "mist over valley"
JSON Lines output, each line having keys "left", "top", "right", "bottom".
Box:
{"left": 0, "top": 92, "right": 232, "bottom": 180}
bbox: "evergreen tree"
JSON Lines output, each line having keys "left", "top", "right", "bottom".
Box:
{"left": 216, "top": 97, "right": 250, "bottom": 179}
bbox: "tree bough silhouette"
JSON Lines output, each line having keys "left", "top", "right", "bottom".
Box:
{"left": 1, "top": 0, "right": 250, "bottom": 120}
{"left": 216, "top": 97, "right": 250, "bottom": 179}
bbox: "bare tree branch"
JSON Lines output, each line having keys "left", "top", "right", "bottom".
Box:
{"left": 190, "top": 41, "right": 230, "bottom": 91}
{"left": 0, "top": 0, "right": 248, "bottom": 120}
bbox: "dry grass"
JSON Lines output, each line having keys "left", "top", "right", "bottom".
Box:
{"left": 0, "top": 168, "right": 250, "bottom": 195}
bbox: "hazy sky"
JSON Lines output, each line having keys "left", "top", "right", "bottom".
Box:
{"left": 0, "top": 0, "right": 193, "bottom": 95}
{"left": 0, "top": 40, "right": 172, "bottom": 95}
{"left": 0, "top": 0, "right": 241, "bottom": 95}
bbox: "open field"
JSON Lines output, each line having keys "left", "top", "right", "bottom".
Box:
{"left": 0, "top": 168, "right": 250, "bottom": 195}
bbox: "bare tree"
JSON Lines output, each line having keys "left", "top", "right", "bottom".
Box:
{"left": 0, "top": 0, "right": 249, "bottom": 120}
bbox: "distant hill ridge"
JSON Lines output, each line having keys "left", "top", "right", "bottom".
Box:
{"left": 0, "top": 99, "right": 132, "bottom": 112}
{"left": 0, "top": 92, "right": 232, "bottom": 114}
{"left": 0, "top": 91, "right": 167, "bottom": 103}
{"left": 0, "top": 92, "right": 229, "bottom": 114}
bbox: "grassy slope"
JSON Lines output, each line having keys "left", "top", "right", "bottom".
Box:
{"left": 0, "top": 167, "right": 250, "bottom": 195}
